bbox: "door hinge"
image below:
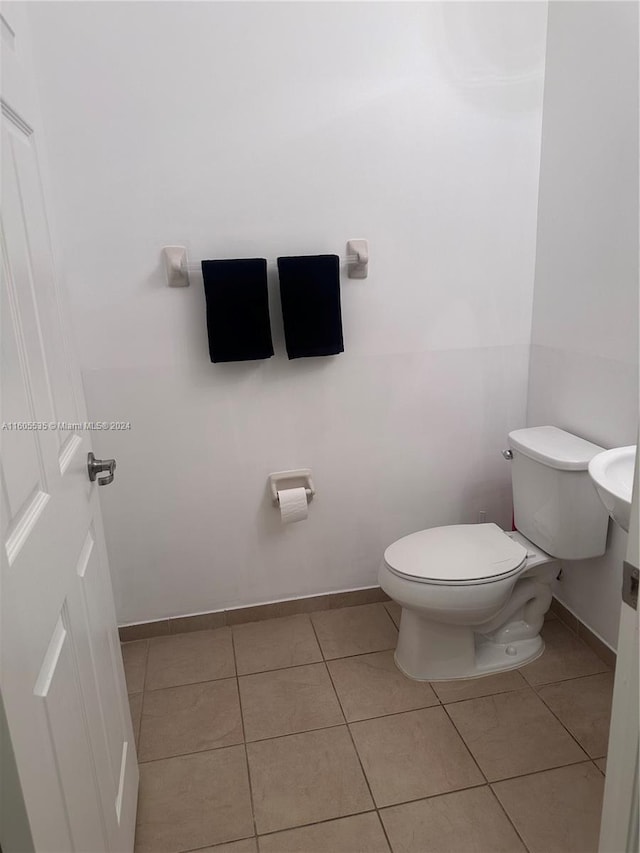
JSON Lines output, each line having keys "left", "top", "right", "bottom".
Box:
{"left": 622, "top": 561, "right": 639, "bottom": 610}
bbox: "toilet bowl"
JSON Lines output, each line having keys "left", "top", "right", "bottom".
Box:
{"left": 379, "top": 525, "right": 557, "bottom": 681}
{"left": 381, "top": 426, "right": 610, "bottom": 682}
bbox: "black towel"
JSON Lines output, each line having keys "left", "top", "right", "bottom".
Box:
{"left": 201, "top": 258, "right": 274, "bottom": 363}
{"left": 277, "top": 254, "right": 344, "bottom": 359}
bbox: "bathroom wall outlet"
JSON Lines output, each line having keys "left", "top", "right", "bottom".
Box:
{"left": 478, "top": 511, "right": 487, "bottom": 523}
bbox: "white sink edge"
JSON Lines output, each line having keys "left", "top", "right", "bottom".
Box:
{"left": 588, "top": 445, "right": 636, "bottom": 533}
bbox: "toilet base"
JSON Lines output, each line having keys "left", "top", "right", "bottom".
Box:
{"left": 394, "top": 607, "right": 545, "bottom": 681}
{"left": 394, "top": 636, "right": 544, "bottom": 682}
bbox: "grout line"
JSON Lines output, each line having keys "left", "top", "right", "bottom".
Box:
{"left": 531, "top": 684, "right": 594, "bottom": 760}
{"left": 184, "top": 835, "right": 258, "bottom": 853}
{"left": 142, "top": 674, "right": 238, "bottom": 696}
{"left": 320, "top": 659, "right": 348, "bottom": 726}
{"left": 254, "top": 807, "right": 379, "bottom": 841}
{"left": 309, "top": 617, "right": 395, "bottom": 850}
{"left": 435, "top": 683, "right": 524, "bottom": 705}
{"left": 374, "top": 780, "right": 493, "bottom": 813}
{"left": 237, "top": 657, "right": 326, "bottom": 680}
{"left": 382, "top": 601, "right": 401, "bottom": 629}
{"left": 444, "top": 683, "right": 592, "bottom": 782}
{"left": 309, "top": 610, "right": 328, "bottom": 663}
{"left": 489, "top": 757, "right": 596, "bottom": 787}
{"left": 381, "top": 602, "right": 401, "bottom": 632}
{"left": 139, "top": 638, "right": 151, "bottom": 719}
{"left": 486, "top": 779, "right": 532, "bottom": 852}
{"left": 531, "top": 668, "right": 614, "bottom": 687}
{"left": 182, "top": 835, "right": 256, "bottom": 853}
{"left": 230, "top": 629, "right": 258, "bottom": 842}
{"left": 527, "top": 668, "right": 613, "bottom": 690}
{"left": 440, "top": 703, "right": 489, "bottom": 785}
{"left": 489, "top": 756, "right": 596, "bottom": 785}
{"left": 337, "top": 699, "right": 443, "bottom": 726}
{"left": 238, "top": 646, "right": 400, "bottom": 680}
{"left": 137, "top": 740, "right": 248, "bottom": 766}
{"left": 372, "top": 810, "right": 393, "bottom": 853}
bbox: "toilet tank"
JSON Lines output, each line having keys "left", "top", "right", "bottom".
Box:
{"left": 507, "top": 426, "right": 609, "bottom": 560}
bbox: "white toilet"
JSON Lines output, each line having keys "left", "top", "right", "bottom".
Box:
{"left": 379, "top": 426, "right": 610, "bottom": 681}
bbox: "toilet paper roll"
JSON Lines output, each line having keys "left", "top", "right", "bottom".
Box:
{"left": 278, "top": 487, "right": 308, "bottom": 524}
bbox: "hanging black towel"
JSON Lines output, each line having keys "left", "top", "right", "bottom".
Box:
{"left": 201, "top": 258, "right": 274, "bottom": 363}
{"left": 277, "top": 254, "right": 344, "bottom": 359}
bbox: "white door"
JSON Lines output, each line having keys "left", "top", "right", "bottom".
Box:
{"left": 599, "top": 435, "right": 639, "bottom": 853}
{"left": 0, "top": 6, "right": 138, "bottom": 852}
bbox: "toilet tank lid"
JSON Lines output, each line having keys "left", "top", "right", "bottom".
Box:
{"left": 508, "top": 426, "right": 604, "bottom": 471}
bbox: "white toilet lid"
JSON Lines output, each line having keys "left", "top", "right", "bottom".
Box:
{"left": 384, "top": 523, "right": 527, "bottom": 584}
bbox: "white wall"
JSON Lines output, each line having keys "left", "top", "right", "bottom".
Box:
{"left": 28, "top": 2, "right": 547, "bottom": 625}
{"left": 528, "top": 1, "right": 639, "bottom": 649}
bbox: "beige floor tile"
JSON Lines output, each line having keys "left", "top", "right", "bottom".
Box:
{"left": 328, "top": 651, "right": 438, "bottom": 721}
{"left": 350, "top": 707, "right": 483, "bottom": 807}
{"left": 493, "top": 762, "right": 604, "bottom": 853}
{"left": 432, "top": 669, "right": 527, "bottom": 704}
{"left": 595, "top": 757, "right": 606, "bottom": 774}
{"left": 135, "top": 746, "right": 253, "bottom": 853}
{"left": 247, "top": 726, "right": 373, "bottom": 834}
{"left": 311, "top": 604, "right": 398, "bottom": 659}
{"left": 258, "top": 813, "right": 389, "bottom": 853}
{"left": 129, "top": 693, "right": 143, "bottom": 751}
{"left": 146, "top": 628, "right": 235, "bottom": 690}
{"left": 519, "top": 621, "right": 609, "bottom": 686}
{"left": 138, "top": 679, "right": 243, "bottom": 761}
{"left": 384, "top": 601, "right": 401, "bottom": 627}
{"left": 380, "top": 786, "right": 526, "bottom": 853}
{"left": 239, "top": 663, "right": 343, "bottom": 741}
{"left": 538, "top": 672, "right": 614, "bottom": 758}
{"left": 446, "top": 687, "right": 587, "bottom": 781}
{"left": 189, "top": 840, "right": 257, "bottom": 853}
{"left": 232, "top": 614, "right": 322, "bottom": 675}
{"left": 122, "top": 640, "right": 148, "bottom": 694}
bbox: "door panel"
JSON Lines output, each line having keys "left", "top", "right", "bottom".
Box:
{"left": 34, "top": 608, "right": 107, "bottom": 853}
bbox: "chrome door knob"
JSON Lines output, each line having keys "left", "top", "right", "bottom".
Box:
{"left": 87, "top": 452, "right": 116, "bottom": 486}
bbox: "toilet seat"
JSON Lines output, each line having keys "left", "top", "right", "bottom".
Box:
{"left": 383, "top": 523, "right": 527, "bottom": 586}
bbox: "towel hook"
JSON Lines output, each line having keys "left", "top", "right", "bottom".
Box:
{"left": 163, "top": 246, "right": 189, "bottom": 287}
{"left": 346, "top": 239, "right": 368, "bottom": 279}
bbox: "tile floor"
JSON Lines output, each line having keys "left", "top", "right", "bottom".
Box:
{"left": 123, "top": 602, "right": 613, "bottom": 853}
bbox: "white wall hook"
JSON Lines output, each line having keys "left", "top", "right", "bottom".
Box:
{"left": 163, "top": 246, "right": 189, "bottom": 287}
{"left": 346, "top": 239, "right": 368, "bottom": 279}
{"left": 268, "top": 469, "right": 315, "bottom": 505}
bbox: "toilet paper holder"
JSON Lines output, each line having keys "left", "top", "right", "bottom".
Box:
{"left": 268, "top": 469, "right": 315, "bottom": 505}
